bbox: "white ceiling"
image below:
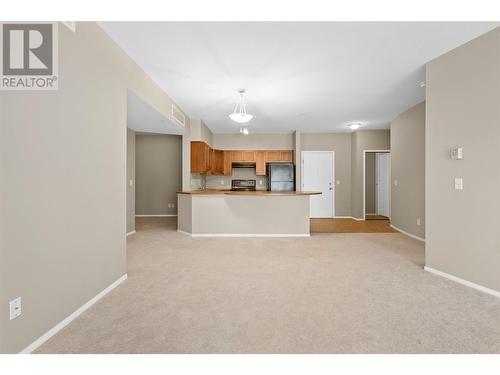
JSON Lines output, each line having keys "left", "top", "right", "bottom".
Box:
{"left": 103, "top": 22, "right": 499, "bottom": 134}
{"left": 127, "top": 90, "right": 184, "bottom": 135}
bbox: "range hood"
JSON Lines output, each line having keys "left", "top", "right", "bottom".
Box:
{"left": 232, "top": 162, "right": 256, "bottom": 168}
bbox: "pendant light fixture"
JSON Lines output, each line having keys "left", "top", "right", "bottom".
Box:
{"left": 229, "top": 90, "right": 253, "bottom": 124}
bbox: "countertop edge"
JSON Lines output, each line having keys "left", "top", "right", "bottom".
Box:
{"left": 177, "top": 190, "right": 321, "bottom": 196}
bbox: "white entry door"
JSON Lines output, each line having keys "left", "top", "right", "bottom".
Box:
{"left": 376, "top": 153, "right": 390, "bottom": 217}
{"left": 302, "top": 151, "right": 334, "bottom": 218}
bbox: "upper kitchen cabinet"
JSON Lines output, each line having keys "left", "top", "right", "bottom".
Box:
{"left": 223, "top": 151, "right": 232, "bottom": 175}
{"left": 280, "top": 150, "right": 293, "bottom": 162}
{"left": 241, "top": 151, "right": 255, "bottom": 162}
{"left": 191, "top": 142, "right": 294, "bottom": 175}
{"left": 212, "top": 149, "right": 224, "bottom": 175}
{"left": 255, "top": 151, "right": 266, "bottom": 175}
{"left": 231, "top": 151, "right": 255, "bottom": 162}
{"left": 191, "top": 141, "right": 211, "bottom": 173}
{"left": 266, "top": 150, "right": 293, "bottom": 162}
{"left": 231, "top": 151, "right": 243, "bottom": 162}
{"left": 266, "top": 151, "right": 281, "bottom": 162}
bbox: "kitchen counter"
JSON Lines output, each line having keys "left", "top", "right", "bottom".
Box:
{"left": 177, "top": 190, "right": 320, "bottom": 237}
{"left": 177, "top": 189, "right": 321, "bottom": 196}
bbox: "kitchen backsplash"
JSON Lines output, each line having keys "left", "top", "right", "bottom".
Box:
{"left": 191, "top": 168, "right": 268, "bottom": 190}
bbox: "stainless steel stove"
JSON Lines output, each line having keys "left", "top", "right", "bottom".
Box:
{"left": 230, "top": 179, "right": 256, "bottom": 191}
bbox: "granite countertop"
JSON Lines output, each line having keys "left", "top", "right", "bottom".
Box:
{"left": 177, "top": 189, "right": 321, "bottom": 196}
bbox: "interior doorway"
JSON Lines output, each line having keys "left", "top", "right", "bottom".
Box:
{"left": 301, "top": 151, "right": 335, "bottom": 218}
{"left": 363, "top": 150, "right": 390, "bottom": 220}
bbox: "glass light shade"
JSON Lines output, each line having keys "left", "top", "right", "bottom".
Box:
{"left": 229, "top": 112, "right": 254, "bottom": 124}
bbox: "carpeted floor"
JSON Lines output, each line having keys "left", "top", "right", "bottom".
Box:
{"left": 35, "top": 217, "right": 500, "bottom": 354}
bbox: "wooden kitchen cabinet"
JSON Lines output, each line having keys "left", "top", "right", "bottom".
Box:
{"left": 191, "top": 141, "right": 211, "bottom": 173}
{"left": 192, "top": 142, "right": 294, "bottom": 175}
{"left": 241, "top": 151, "right": 255, "bottom": 162}
{"left": 231, "top": 151, "right": 243, "bottom": 162}
{"left": 255, "top": 151, "right": 266, "bottom": 175}
{"left": 223, "top": 151, "right": 232, "bottom": 175}
{"left": 266, "top": 151, "right": 281, "bottom": 162}
{"left": 280, "top": 150, "right": 293, "bottom": 162}
{"left": 213, "top": 149, "right": 224, "bottom": 175}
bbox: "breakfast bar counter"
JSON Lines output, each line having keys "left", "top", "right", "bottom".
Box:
{"left": 177, "top": 190, "right": 320, "bottom": 237}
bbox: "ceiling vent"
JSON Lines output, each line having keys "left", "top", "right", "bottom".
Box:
{"left": 171, "top": 104, "right": 186, "bottom": 127}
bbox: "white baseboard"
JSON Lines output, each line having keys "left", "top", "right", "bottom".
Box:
{"left": 330, "top": 216, "right": 363, "bottom": 221}
{"left": 177, "top": 230, "right": 309, "bottom": 238}
{"left": 20, "top": 274, "right": 128, "bottom": 354}
{"left": 135, "top": 214, "right": 177, "bottom": 217}
{"left": 424, "top": 266, "right": 500, "bottom": 299}
{"left": 126, "top": 230, "right": 136, "bottom": 236}
{"left": 390, "top": 224, "right": 425, "bottom": 242}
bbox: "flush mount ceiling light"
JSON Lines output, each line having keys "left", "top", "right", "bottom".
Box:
{"left": 419, "top": 81, "right": 426, "bottom": 88}
{"left": 347, "top": 122, "right": 362, "bottom": 130}
{"left": 229, "top": 90, "right": 253, "bottom": 124}
{"left": 239, "top": 126, "right": 249, "bottom": 135}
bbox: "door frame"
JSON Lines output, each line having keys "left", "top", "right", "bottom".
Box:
{"left": 301, "top": 150, "right": 335, "bottom": 218}
{"left": 363, "top": 150, "right": 390, "bottom": 220}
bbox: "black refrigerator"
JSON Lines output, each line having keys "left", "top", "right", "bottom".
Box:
{"left": 267, "top": 163, "right": 295, "bottom": 192}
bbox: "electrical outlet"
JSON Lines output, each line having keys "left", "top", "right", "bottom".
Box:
{"left": 416, "top": 218, "right": 421, "bottom": 226}
{"left": 129, "top": 179, "right": 133, "bottom": 186}
{"left": 394, "top": 180, "right": 398, "bottom": 186}
{"left": 220, "top": 180, "right": 224, "bottom": 185}
{"left": 454, "top": 178, "right": 464, "bottom": 190}
{"left": 336, "top": 180, "right": 340, "bottom": 185}
{"left": 10, "top": 297, "right": 21, "bottom": 320}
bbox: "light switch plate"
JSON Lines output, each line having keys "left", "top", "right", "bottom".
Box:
{"left": 394, "top": 180, "right": 398, "bottom": 186}
{"left": 451, "top": 147, "right": 464, "bottom": 160}
{"left": 10, "top": 297, "right": 22, "bottom": 320}
{"left": 454, "top": 178, "right": 464, "bottom": 190}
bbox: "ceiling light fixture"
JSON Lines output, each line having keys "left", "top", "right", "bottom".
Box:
{"left": 348, "top": 122, "right": 362, "bottom": 131}
{"left": 419, "top": 81, "right": 426, "bottom": 88}
{"left": 240, "top": 126, "right": 249, "bottom": 135}
{"left": 229, "top": 90, "right": 253, "bottom": 124}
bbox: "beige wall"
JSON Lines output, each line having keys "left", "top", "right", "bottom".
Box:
{"left": 301, "top": 133, "right": 352, "bottom": 217}
{"left": 212, "top": 133, "right": 294, "bottom": 150}
{"left": 391, "top": 102, "right": 425, "bottom": 239}
{"left": 426, "top": 28, "right": 500, "bottom": 292}
{"left": 0, "top": 22, "right": 190, "bottom": 353}
{"left": 351, "top": 130, "right": 391, "bottom": 219}
{"left": 365, "top": 153, "right": 376, "bottom": 214}
{"left": 190, "top": 119, "right": 213, "bottom": 146}
{"left": 127, "top": 128, "right": 136, "bottom": 233}
{"left": 135, "top": 134, "right": 182, "bottom": 215}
